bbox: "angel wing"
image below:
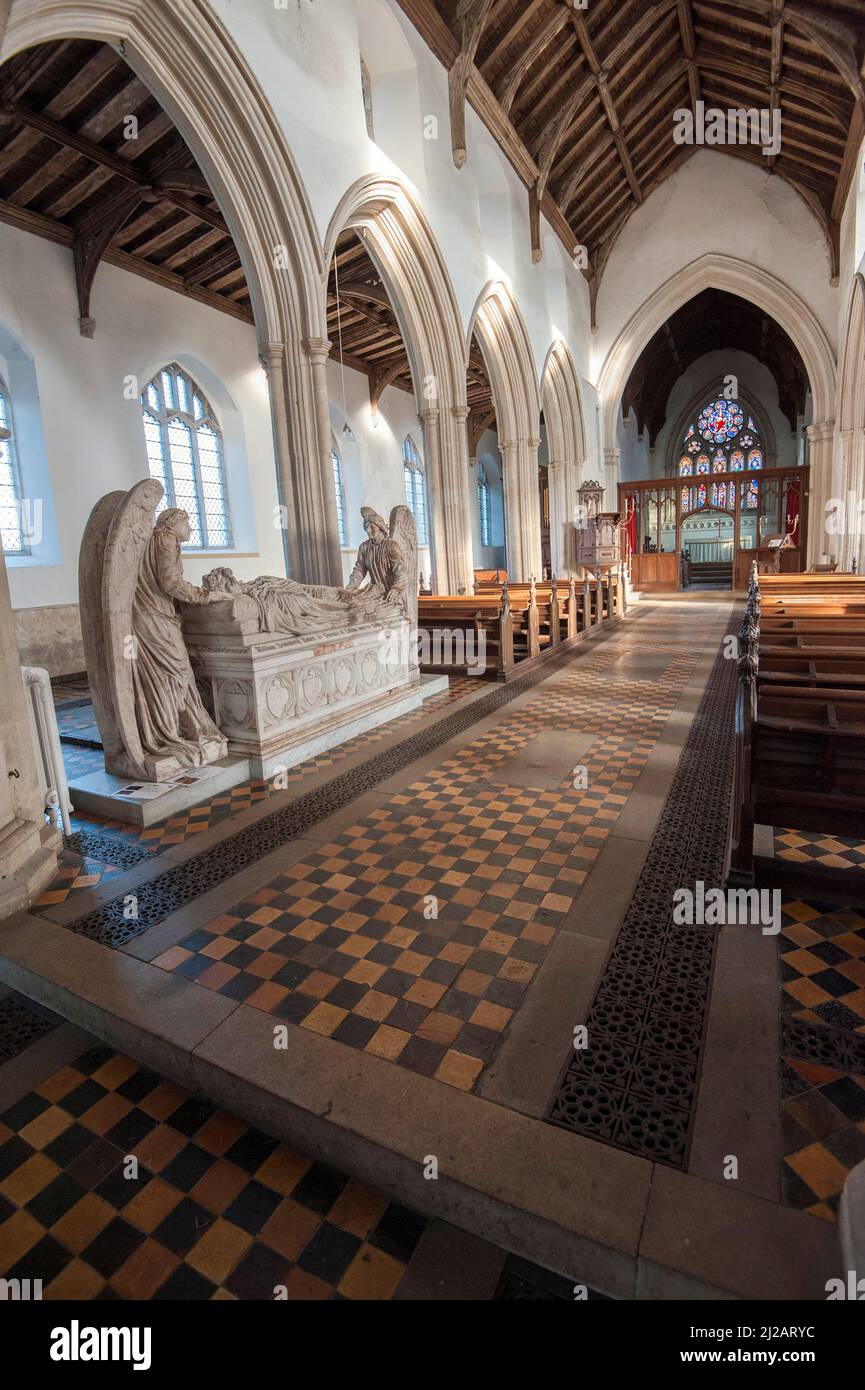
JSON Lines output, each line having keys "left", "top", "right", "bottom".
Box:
{"left": 101, "top": 478, "right": 165, "bottom": 777}
{"left": 389, "top": 504, "right": 418, "bottom": 634}
{"left": 79, "top": 490, "right": 127, "bottom": 768}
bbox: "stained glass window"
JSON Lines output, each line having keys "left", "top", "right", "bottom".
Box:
{"left": 141, "top": 364, "right": 231, "bottom": 548}
{"left": 402, "top": 436, "right": 428, "bottom": 545}
{"left": 478, "top": 462, "right": 492, "bottom": 545}
{"left": 678, "top": 398, "right": 762, "bottom": 491}
{"left": 332, "top": 447, "right": 348, "bottom": 546}
{"left": 698, "top": 482, "right": 707, "bottom": 508}
{"left": 0, "top": 378, "right": 25, "bottom": 554}
{"left": 681, "top": 485, "right": 692, "bottom": 513}
{"left": 741, "top": 479, "right": 759, "bottom": 510}
{"left": 697, "top": 399, "right": 744, "bottom": 443}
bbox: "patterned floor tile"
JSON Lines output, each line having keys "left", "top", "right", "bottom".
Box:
{"left": 0, "top": 1046, "right": 598, "bottom": 1301}
{"left": 779, "top": 897, "right": 865, "bottom": 1221}
{"left": 153, "top": 611, "right": 705, "bottom": 1094}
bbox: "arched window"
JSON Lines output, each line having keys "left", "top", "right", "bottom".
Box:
{"left": 0, "top": 376, "right": 25, "bottom": 554}
{"left": 332, "top": 445, "right": 348, "bottom": 546}
{"left": 478, "top": 462, "right": 492, "bottom": 547}
{"left": 678, "top": 398, "right": 763, "bottom": 480}
{"left": 402, "top": 436, "right": 428, "bottom": 544}
{"left": 141, "top": 364, "right": 231, "bottom": 548}
{"left": 360, "top": 57, "right": 375, "bottom": 141}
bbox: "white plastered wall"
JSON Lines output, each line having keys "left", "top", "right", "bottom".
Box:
{"left": 1, "top": 222, "right": 281, "bottom": 665}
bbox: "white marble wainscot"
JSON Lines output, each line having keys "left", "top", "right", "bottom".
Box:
{"left": 184, "top": 605, "right": 433, "bottom": 778}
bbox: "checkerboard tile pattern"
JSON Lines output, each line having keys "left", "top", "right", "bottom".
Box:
{"left": 775, "top": 829, "right": 865, "bottom": 872}
{"left": 779, "top": 899, "right": 865, "bottom": 1221}
{"left": 780, "top": 1058, "right": 865, "bottom": 1220}
{"left": 39, "top": 682, "right": 479, "bottom": 909}
{"left": 0, "top": 1046, "right": 587, "bottom": 1300}
{"left": 155, "top": 632, "right": 702, "bottom": 1092}
{"left": 779, "top": 901, "right": 865, "bottom": 1033}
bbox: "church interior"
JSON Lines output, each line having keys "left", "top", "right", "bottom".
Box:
{"left": 1, "top": 0, "right": 865, "bottom": 1320}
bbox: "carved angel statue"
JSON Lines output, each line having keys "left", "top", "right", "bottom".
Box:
{"left": 339, "top": 505, "right": 418, "bottom": 632}
{"left": 79, "top": 479, "right": 228, "bottom": 781}
{"left": 197, "top": 505, "right": 418, "bottom": 638}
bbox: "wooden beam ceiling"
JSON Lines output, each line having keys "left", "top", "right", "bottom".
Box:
{"left": 0, "top": 38, "right": 251, "bottom": 332}
{"left": 399, "top": 0, "right": 865, "bottom": 318}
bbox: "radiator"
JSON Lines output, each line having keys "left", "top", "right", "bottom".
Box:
{"left": 21, "top": 667, "right": 73, "bottom": 837}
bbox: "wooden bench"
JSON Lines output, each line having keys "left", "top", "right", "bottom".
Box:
{"left": 727, "top": 567, "right": 865, "bottom": 891}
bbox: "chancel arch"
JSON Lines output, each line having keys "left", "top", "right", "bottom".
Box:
{"left": 468, "top": 280, "right": 541, "bottom": 582}
{"left": 325, "top": 174, "right": 473, "bottom": 594}
{"left": 598, "top": 254, "right": 837, "bottom": 565}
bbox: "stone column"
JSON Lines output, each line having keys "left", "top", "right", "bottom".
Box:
{"left": 832, "top": 425, "right": 865, "bottom": 571}
{"left": 0, "top": 541, "right": 60, "bottom": 918}
{"left": 306, "top": 336, "right": 346, "bottom": 585}
{"left": 260, "top": 341, "right": 342, "bottom": 587}
{"left": 806, "top": 420, "right": 837, "bottom": 568}
{"left": 549, "top": 457, "right": 581, "bottom": 576}
{"left": 420, "top": 404, "right": 474, "bottom": 595}
{"left": 499, "top": 437, "right": 543, "bottom": 582}
{"left": 603, "top": 445, "right": 621, "bottom": 511}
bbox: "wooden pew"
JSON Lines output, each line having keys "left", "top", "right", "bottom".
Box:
{"left": 728, "top": 567, "right": 865, "bottom": 890}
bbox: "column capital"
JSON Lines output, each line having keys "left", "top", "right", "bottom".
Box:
{"left": 806, "top": 419, "right": 835, "bottom": 444}
{"left": 304, "top": 337, "right": 333, "bottom": 362}
{"left": 419, "top": 406, "right": 440, "bottom": 426}
{"left": 259, "top": 342, "right": 286, "bottom": 369}
{"left": 451, "top": 406, "right": 470, "bottom": 422}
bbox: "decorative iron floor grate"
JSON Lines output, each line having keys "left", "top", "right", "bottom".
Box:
{"left": 782, "top": 1017, "right": 865, "bottom": 1075}
{"left": 54, "top": 616, "right": 643, "bottom": 949}
{"left": 546, "top": 615, "right": 739, "bottom": 1168}
{"left": 63, "top": 830, "right": 157, "bottom": 870}
{"left": 0, "top": 994, "right": 60, "bottom": 1062}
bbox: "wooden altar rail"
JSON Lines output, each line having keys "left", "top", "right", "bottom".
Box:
{"left": 418, "top": 569, "right": 626, "bottom": 682}
{"left": 727, "top": 567, "right": 865, "bottom": 895}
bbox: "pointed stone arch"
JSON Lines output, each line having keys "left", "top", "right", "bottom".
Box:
{"left": 596, "top": 254, "right": 837, "bottom": 558}
{"left": 326, "top": 175, "right": 473, "bottom": 594}
{"left": 541, "top": 338, "right": 587, "bottom": 575}
{"left": 833, "top": 273, "right": 865, "bottom": 569}
{"left": 468, "top": 281, "right": 541, "bottom": 581}
{"left": 2, "top": 0, "right": 345, "bottom": 582}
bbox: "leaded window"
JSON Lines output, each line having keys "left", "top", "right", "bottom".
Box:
{"left": 402, "top": 436, "right": 428, "bottom": 545}
{"left": 332, "top": 446, "right": 348, "bottom": 546}
{"left": 478, "top": 462, "right": 492, "bottom": 546}
{"left": 678, "top": 398, "right": 763, "bottom": 479}
{"left": 141, "top": 364, "right": 231, "bottom": 548}
{"left": 0, "top": 378, "right": 25, "bottom": 555}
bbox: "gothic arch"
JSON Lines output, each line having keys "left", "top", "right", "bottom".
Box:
{"left": 540, "top": 339, "right": 587, "bottom": 575}
{"left": 326, "top": 175, "right": 472, "bottom": 593}
{"left": 597, "top": 254, "right": 836, "bottom": 450}
{"left": 468, "top": 281, "right": 541, "bottom": 580}
{"left": 833, "top": 273, "right": 865, "bottom": 569}
{"left": 2, "top": 0, "right": 343, "bottom": 583}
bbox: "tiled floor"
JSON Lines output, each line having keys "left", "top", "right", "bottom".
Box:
{"left": 775, "top": 829, "right": 865, "bottom": 871}
{"left": 153, "top": 615, "right": 702, "bottom": 1092}
{"left": 39, "top": 678, "right": 481, "bottom": 909}
{"left": 779, "top": 898, "right": 865, "bottom": 1219}
{"left": 0, "top": 1042, "right": 591, "bottom": 1301}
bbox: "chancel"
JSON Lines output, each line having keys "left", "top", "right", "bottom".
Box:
{"left": 0, "top": 0, "right": 864, "bottom": 1326}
